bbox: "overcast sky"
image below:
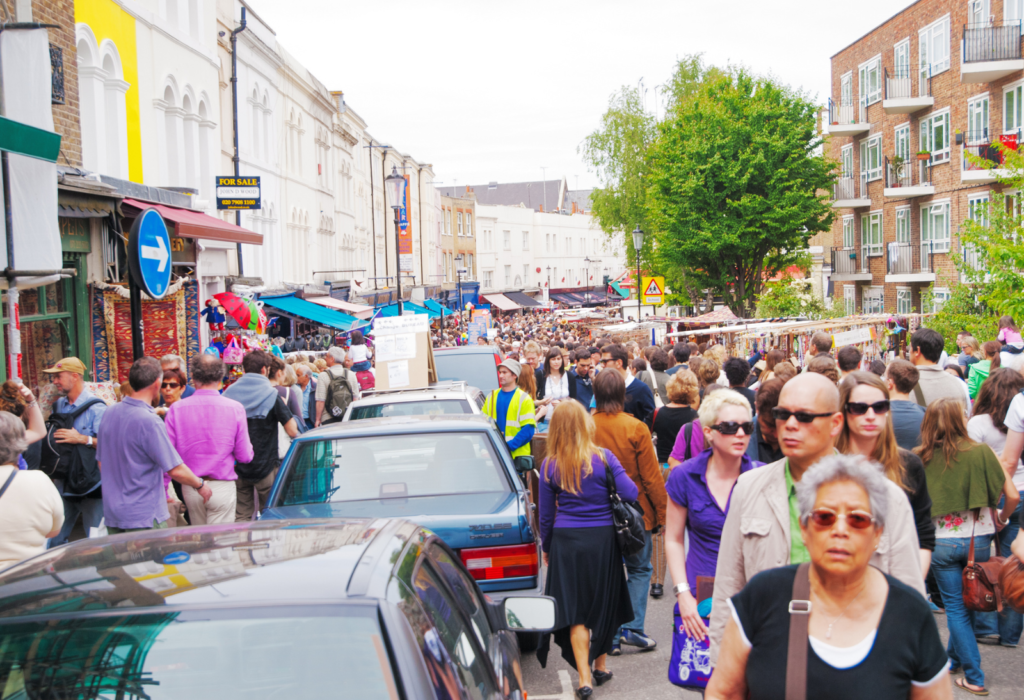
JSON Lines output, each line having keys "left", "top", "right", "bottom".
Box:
{"left": 252, "top": 0, "right": 916, "bottom": 191}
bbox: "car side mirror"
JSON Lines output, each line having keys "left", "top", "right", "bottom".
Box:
{"left": 513, "top": 455, "right": 534, "bottom": 474}
{"left": 502, "top": 596, "right": 556, "bottom": 632}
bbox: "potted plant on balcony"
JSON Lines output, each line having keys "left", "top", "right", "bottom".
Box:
{"left": 916, "top": 150, "right": 931, "bottom": 161}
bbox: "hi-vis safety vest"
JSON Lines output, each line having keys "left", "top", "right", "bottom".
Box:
{"left": 483, "top": 388, "right": 536, "bottom": 459}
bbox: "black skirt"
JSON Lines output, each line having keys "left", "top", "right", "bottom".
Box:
{"left": 537, "top": 525, "right": 634, "bottom": 670}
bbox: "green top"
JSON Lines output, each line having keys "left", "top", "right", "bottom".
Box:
{"left": 923, "top": 442, "right": 1005, "bottom": 518}
{"left": 966, "top": 359, "right": 991, "bottom": 400}
{"left": 785, "top": 460, "right": 810, "bottom": 564}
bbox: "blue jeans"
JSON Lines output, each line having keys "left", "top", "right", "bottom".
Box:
{"left": 932, "top": 534, "right": 994, "bottom": 688}
{"left": 619, "top": 529, "right": 654, "bottom": 636}
{"left": 974, "top": 493, "right": 1023, "bottom": 646}
{"left": 49, "top": 483, "right": 104, "bottom": 547}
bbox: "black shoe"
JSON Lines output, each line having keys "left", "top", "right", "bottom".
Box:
{"left": 593, "top": 670, "right": 613, "bottom": 686}
{"left": 651, "top": 584, "right": 664, "bottom": 598}
{"left": 575, "top": 686, "right": 593, "bottom": 698}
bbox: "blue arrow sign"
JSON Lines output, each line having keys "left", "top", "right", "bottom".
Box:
{"left": 128, "top": 208, "right": 172, "bottom": 299}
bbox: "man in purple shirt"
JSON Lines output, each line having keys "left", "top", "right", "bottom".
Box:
{"left": 97, "top": 357, "right": 211, "bottom": 533}
{"left": 165, "top": 354, "right": 253, "bottom": 524}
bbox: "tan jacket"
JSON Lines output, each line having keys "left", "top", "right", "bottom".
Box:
{"left": 593, "top": 411, "right": 667, "bottom": 530}
{"left": 708, "top": 457, "right": 925, "bottom": 663}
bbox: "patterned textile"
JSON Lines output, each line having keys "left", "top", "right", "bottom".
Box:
{"left": 183, "top": 280, "right": 200, "bottom": 375}
{"left": 91, "top": 285, "right": 111, "bottom": 382}
{"left": 20, "top": 319, "right": 65, "bottom": 393}
{"left": 38, "top": 381, "right": 119, "bottom": 419}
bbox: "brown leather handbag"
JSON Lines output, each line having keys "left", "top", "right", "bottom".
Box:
{"left": 1000, "top": 556, "right": 1024, "bottom": 614}
{"left": 962, "top": 515, "right": 1006, "bottom": 613}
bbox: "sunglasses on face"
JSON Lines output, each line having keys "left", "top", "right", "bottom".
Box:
{"left": 808, "top": 508, "right": 875, "bottom": 530}
{"left": 710, "top": 421, "right": 754, "bottom": 436}
{"left": 162, "top": 382, "right": 180, "bottom": 389}
{"left": 845, "top": 400, "right": 890, "bottom": 416}
{"left": 772, "top": 407, "right": 836, "bottom": 423}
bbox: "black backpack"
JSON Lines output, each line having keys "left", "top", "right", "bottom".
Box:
{"left": 322, "top": 369, "right": 355, "bottom": 424}
{"left": 39, "top": 398, "right": 105, "bottom": 496}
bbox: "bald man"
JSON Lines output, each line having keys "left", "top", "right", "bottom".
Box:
{"left": 707, "top": 373, "right": 925, "bottom": 662}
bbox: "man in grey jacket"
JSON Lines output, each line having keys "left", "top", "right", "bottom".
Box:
{"left": 708, "top": 372, "right": 925, "bottom": 663}
{"left": 909, "top": 328, "right": 968, "bottom": 410}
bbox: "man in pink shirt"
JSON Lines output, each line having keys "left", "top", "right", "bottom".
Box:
{"left": 165, "top": 354, "right": 253, "bottom": 524}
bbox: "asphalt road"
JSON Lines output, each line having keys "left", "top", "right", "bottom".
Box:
{"left": 521, "top": 572, "right": 1024, "bottom": 699}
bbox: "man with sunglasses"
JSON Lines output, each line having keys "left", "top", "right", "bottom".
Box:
{"left": 598, "top": 344, "right": 655, "bottom": 427}
{"left": 708, "top": 373, "right": 926, "bottom": 663}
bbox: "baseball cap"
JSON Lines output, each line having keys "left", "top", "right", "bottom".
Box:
{"left": 42, "top": 357, "right": 86, "bottom": 375}
{"left": 498, "top": 358, "right": 522, "bottom": 378}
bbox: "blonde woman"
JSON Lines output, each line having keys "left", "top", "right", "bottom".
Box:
{"left": 538, "top": 400, "right": 638, "bottom": 698}
{"left": 704, "top": 345, "right": 729, "bottom": 385}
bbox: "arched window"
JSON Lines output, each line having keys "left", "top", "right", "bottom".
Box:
{"left": 198, "top": 99, "right": 212, "bottom": 201}
{"left": 182, "top": 93, "right": 197, "bottom": 189}
{"left": 164, "top": 85, "right": 179, "bottom": 184}
{"left": 77, "top": 27, "right": 130, "bottom": 179}
{"left": 262, "top": 93, "right": 270, "bottom": 160}
{"left": 251, "top": 88, "right": 260, "bottom": 159}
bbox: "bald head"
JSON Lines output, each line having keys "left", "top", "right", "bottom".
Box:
{"left": 780, "top": 372, "right": 840, "bottom": 413}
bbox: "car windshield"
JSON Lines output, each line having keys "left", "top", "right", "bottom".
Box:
{"left": 350, "top": 399, "right": 472, "bottom": 420}
{"left": 0, "top": 605, "right": 397, "bottom": 700}
{"left": 433, "top": 353, "right": 498, "bottom": 392}
{"left": 278, "top": 432, "right": 509, "bottom": 506}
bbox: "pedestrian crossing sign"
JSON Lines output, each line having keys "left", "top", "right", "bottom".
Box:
{"left": 642, "top": 276, "right": 665, "bottom": 305}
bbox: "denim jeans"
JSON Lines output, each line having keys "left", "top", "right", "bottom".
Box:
{"left": 974, "top": 493, "right": 1023, "bottom": 646}
{"left": 48, "top": 480, "right": 104, "bottom": 547}
{"left": 932, "top": 534, "right": 994, "bottom": 688}
{"left": 619, "top": 529, "right": 654, "bottom": 636}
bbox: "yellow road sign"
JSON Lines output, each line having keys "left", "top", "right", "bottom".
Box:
{"left": 642, "top": 276, "right": 664, "bottom": 305}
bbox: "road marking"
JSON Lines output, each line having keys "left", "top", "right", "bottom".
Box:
{"left": 527, "top": 670, "right": 574, "bottom": 699}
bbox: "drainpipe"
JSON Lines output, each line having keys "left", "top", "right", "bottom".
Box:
{"left": 230, "top": 6, "right": 248, "bottom": 275}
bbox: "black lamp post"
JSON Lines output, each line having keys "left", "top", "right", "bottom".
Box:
{"left": 384, "top": 165, "right": 405, "bottom": 315}
{"left": 455, "top": 253, "right": 465, "bottom": 334}
{"left": 631, "top": 224, "right": 644, "bottom": 322}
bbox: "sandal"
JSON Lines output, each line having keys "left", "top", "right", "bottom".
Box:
{"left": 955, "top": 678, "right": 990, "bottom": 696}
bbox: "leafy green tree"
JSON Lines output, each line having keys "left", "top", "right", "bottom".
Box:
{"left": 922, "top": 284, "right": 999, "bottom": 354}
{"left": 756, "top": 278, "right": 841, "bottom": 320}
{"left": 646, "top": 69, "right": 835, "bottom": 317}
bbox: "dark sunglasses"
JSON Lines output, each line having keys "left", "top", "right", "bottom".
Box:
{"left": 710, "top": 421, "right": 754, "bottom": 436}
{"left": 808, "top": 508, "right": 875, "bottom": 530}
{"left": 772, "top": 407, "right": 835, "bottom": 423}
{"left": 161, "top": 382, "right": 181, "bottom": 389}
{"left": 845, "top": 400, "right": 890, "bottom": 416}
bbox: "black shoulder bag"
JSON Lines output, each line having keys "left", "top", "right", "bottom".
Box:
{"left": 602, "top": 451, "right": 646, "bottom": 557}
{"left": 39, "top": 398, "right": 105, "bottom": 496}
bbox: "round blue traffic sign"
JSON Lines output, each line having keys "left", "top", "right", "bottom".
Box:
{"left": 127, "top": 208, "right": 172, "bottom": 299}
{"left": 162, "top": 551, "right": 190, "bottom": 566}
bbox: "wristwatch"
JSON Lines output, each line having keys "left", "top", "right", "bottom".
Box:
{"left": 673, "top": 583, "right": 691, "bottom": 596}
{"left": 196, "top": 478, "right": 205, "bottom": 490}
{"left": 86, "top": 436, "right": 93, "bottom": 447}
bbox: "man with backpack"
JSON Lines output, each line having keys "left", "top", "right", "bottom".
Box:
{"left": 315, "top": 346, "right": 359, "bottom": 427}
{"left": 41, "top": 357, "right": 107, "bottom": 546}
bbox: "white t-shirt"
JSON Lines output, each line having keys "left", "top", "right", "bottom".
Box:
{"left": 348, "top": 344, "right": 370, "bottom": 364}
{"left": 968, "top": 413, "right": 1024, "bottom": 490}
{"left": 0, "top": 465, "right": 65, "bottom": 568}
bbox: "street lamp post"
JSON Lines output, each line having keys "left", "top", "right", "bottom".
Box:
{"left": 545, "top": 266, "right": 551, "bottom": 308}
{"left": 384, "top": 166, "right": 405, "bottom": 315}
{"left": 631, "top": 224, "right": 644, "bottom": 322}
{"left": 455, "top": 253, "right": 465, "bottom": 334}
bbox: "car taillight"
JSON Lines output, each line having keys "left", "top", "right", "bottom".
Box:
{"left": 460, "top": 544, "right": 538, "bottom": 580}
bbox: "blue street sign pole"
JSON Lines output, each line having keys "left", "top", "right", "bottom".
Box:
{"left": 126, "top": 208, "right": 172, "bottom": 360}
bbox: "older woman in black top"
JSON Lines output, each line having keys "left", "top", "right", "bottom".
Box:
{"left": 708, "top": 454, "right": 951, "bottom": 700}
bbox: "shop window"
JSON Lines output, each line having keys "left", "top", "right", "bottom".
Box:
{"left": 1, "top": 273, "right": 80, "bottom": 389}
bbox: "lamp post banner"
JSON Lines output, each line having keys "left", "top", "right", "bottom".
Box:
{"left": 398, "top": 175, "right": 413, "bottom": 272}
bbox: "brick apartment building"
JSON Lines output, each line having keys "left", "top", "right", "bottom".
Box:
{"left": 822, "top": 0, "right": 1024, "bottom": 315}
{"left": 439, "top": 192, "right": 478, "bottom": 284}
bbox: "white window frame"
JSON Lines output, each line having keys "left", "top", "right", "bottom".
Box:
{"left": 840, "top": 72, "right": 853, "bottom": 106}
{"left": 969, "top": 0, "right": 991, "bottom": 27}
{"left": 894, "top": 123, "right": 911, "bottom": 162}
{"left": 1004, "top": 81, "right": 1024, "bottom": 134}
{"left": 858, "top": 55, "right": 882, "bottom": 105}
{"left": 522, "top": 231, "right": 529, "bottom": 250}
{"left": 844, "top": 286, "right": 856, "bottom": 315}
{"left": 921, "top": 200, "right": 951, "bottom": 253}
{"left": 841, "top": 144, "right": 853, "bottom": 177}
{"left": 465, "top": 214, "right": 473, "bottom": 237}
{"left": 931, "top": 287, "right": 951, "bottom": 312}
{"left": 523, "top": 264, "right": 529, "bottom": 285}
{"left": 457, "top": 212, "right": 463, "bottom": 236}
{"left": 483, "top": 270, "right": 493, "bottom": 288}
{"left": 504, "top": 265, "right": 511, "bottom": 286}
{"left": 919, "top": 14, "right": 951, "bottom": 78}
{"left": 843, "top": 215, "right": 855, "bottom": 248}
{"left": 894, "top": 39, "right": 911, "bottom": 80}
{"left": 967, "top": 94, "right": 990, "bottom": 143}
{"left": 896, "top": 287, "right": 912, "bottom": 314}
{"left": 920, "top": 108, "right": 951, "bottom": 163}
{"left": 1007, "top": 0, "right": 1024, "bottom": 34}
{"left": 863, "top": 286, "right": 884, "bottom": 314}
{"left": 861, "top": 211, "right": 883, "bottom": 257}
{"left": 896, "top": 206, "right": 911, "bottom": 243}
{"left": 860, "top": 135, "right": 883, "bottom": 182}
{"left": 503, "top": 230, "right": 511, "bottom": 250}
{"left": 969, "top": 191, "right": 990, "bottom": 225}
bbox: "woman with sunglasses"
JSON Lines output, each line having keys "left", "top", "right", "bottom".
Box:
{"left": 665, "top": 389, "right": 758, "bottom": 644}
{"left": 836, "top": 371, "right": 935, "bottom": 578}
{"left": 156, "top": 368, "right": 187, "bottom": 417}
{"left": 916, "top": 398, "right": 1019, "bottom": 696}
{"left": 708, "top": 454, "right": 951, "bottom": 700}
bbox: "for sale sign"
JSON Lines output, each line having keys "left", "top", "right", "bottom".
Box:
{"left": 216, "top": 176, "right": 261, "bottom": 210}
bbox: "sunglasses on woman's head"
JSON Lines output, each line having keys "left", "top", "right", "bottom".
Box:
{"left": 771, "top": 407, "right": 835, "bottom": 423}
{"left": 710, "top": 421, "right": 753, "bottom": 436}
{"left": 162, "top": 382, "right": 180, "bottom": 389}
{"left": 844, "top": 400, "right": 890, "bottom": 416}
{"left": 808, "top": 508, "right": 875, "bottom": 529}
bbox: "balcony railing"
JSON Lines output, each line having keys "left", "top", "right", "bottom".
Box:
{"left": 832, "top": 246, "right": 865, "bottom": 275}
{"left": 887, "top": 241, "right": 933, "bottom": 275}
{"left": 827, "top": 97, "right": 866, "bottom": 126}
{"left": 884, "top": 65, "right": 929, "bottom": 100}
{"left": 962, "top": 244, "right": 986, "bottom": 273}
{"left": 962, "top": 128, "right": 1019, "bottom": 170}
{"left": 963, "top": 21, "right": 1022, "bottom": 63}
{"left": 834, "top": 176, "right": 865, "bottom": 201}
{"left": 885, "top": 155, "right": 931, "bottom": 188}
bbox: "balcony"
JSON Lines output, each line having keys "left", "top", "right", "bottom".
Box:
{"left": 825, "top": 97, "right": 869, "bottom": 137}
{"left": 884, "top": 155, "right": 935, "bottom": 198}
{"left": 883, "top": 67, "right": 933, "bottom": 114}
{"left": 961, "top": 244, "right": 990, "bottom": 282}
{"left": 831, "top": 246, "right": 873, "bottom": 281}
{"left": 832, "top": 176, "right": 871, "bottom": 208}
{"left": 960, "top": 129, "right": 1015, "bottom": 184}
{"left": 885, "top": 241, "right": 935, "bottom": 283}
{"left": 962, "top": 21, "right": 1024, "bottom": 83}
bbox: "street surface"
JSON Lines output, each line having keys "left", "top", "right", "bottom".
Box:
{"left": 521, "top": 571, "right": 1024, "bottom": 699}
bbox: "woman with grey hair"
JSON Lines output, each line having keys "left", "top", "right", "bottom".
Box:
{"left": 707, "top": 454, "right": 952, "bottom": 700}
{"left": 0, "top": 412, "right": 65, "bottom": 568}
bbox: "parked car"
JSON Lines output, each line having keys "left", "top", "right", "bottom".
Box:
{"left": 433, "top": 345, "right": 502, "bottom": 392}
{"left": 344, "top": 381, "right": 486, "bottom": 421}
{"left": 0, "top": 518, "right": 555, "bottom": 700}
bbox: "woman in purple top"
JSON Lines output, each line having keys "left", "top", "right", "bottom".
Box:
{"left": 665, "top": 388, "right": 758, "bottom": 643}
{"left": 537, "top": 400, "right": 638, "bottom": 698}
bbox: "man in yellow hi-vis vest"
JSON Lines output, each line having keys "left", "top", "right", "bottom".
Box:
{"left": 483, "top": 359, "right": 536, "bottom": 459}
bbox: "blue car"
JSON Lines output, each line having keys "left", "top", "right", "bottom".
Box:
{"left": 264, "top": 415, "right": 545, "bottom": 604}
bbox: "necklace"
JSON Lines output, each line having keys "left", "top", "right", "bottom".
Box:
{"left": 817, "top": 584, "right": 867, "bottom": 639}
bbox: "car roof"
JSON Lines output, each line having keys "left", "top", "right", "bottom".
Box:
{"left": 299, "top": 414, "right": 496, "bottom": 441}
{"left": 433, "top": 345, "right": 500, "bottom": 355}
{"left": 0, "top": 518, "right": 423, "bottom": 621}
{"left": 351, "top": 382, "right": 483, "bottom": 406}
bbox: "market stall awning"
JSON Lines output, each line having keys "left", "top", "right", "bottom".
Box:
{"left": 423, "top": 299, "right": 448, "bottom": 317}
{"left": 550, "top": 293, "right": 582, "bottom": 307}
{"left": 306, "top": 295, "right": 374, "bottom": 320}
{"left": 122, "top": 198, "right": 263, "bottom": 245}
{"left": 378, "top": 302, "right": 435, "bottom": 318}
{"left": 680, "top": 308, "right": 739, "bottom": 325}
{"left": 260, "top": 294, "right": 360, "bottom": 330}
{"left": 482, "top": 293, "right": 521, "bottom": 311}
{"left": 503, "top": 290, "right": 542, "bottom": 307}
